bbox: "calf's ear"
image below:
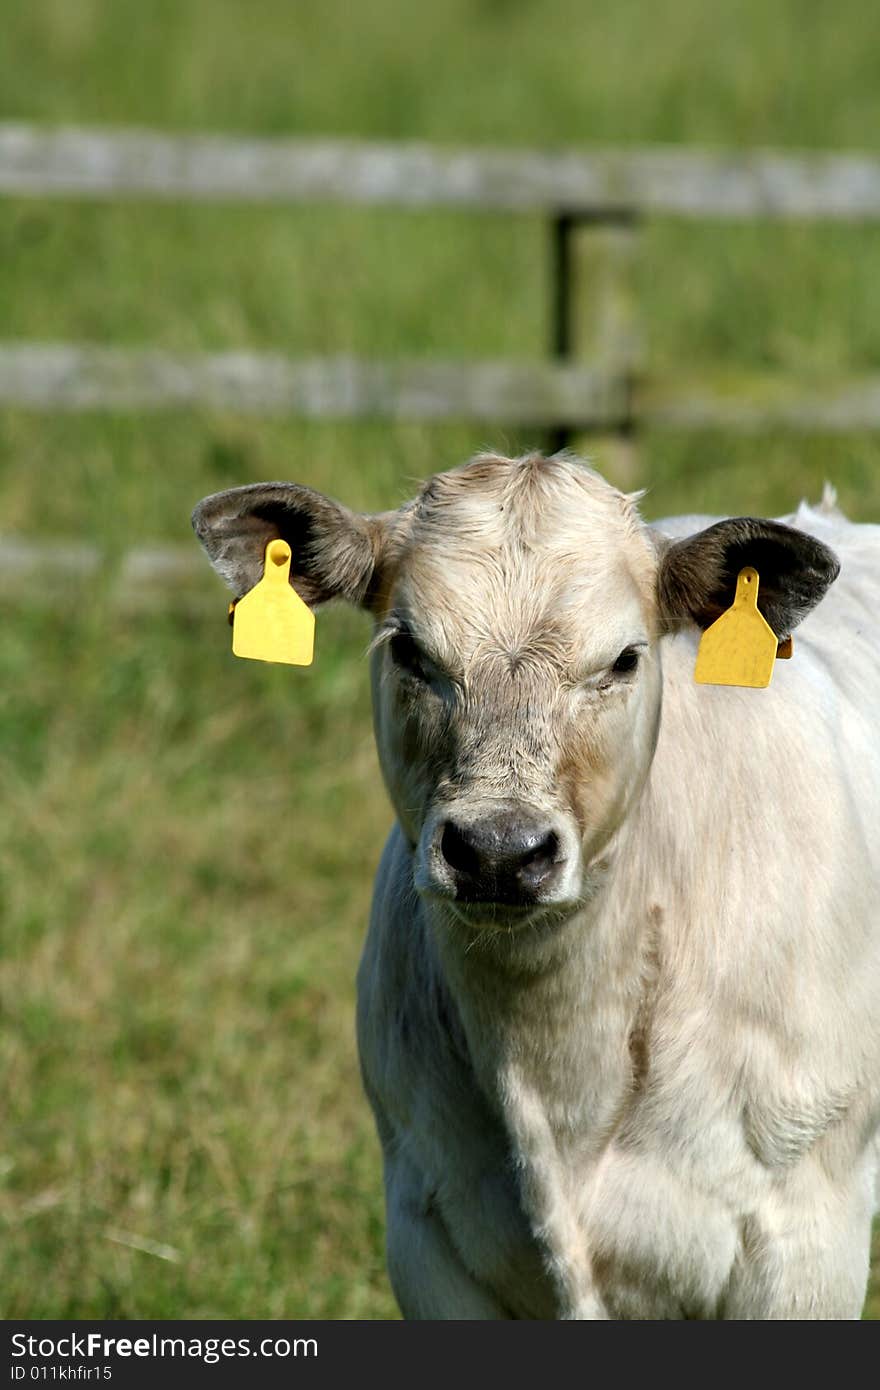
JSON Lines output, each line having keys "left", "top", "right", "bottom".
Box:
{"left": 656, "top": 517, "right": 840, "bottom": 637}
{"left": 191, "top": 482, "right": 387, "bottom": 608}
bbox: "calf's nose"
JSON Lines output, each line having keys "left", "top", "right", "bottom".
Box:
{"left": 437, "top": 810, "right": 562, "bottom": 903}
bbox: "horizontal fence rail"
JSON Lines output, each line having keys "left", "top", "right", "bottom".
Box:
{"left": 640, "top": 372, "right": 880, "bottom": 434}
{"left": 0, "top": 535, "right": 213, "bottom": 613}
{"left": 4, "top": 124, "right": 880, "bottom": 219}
{"left": 0, "top": 343, "right": 624, "bottom": 426}
{"left": 2, "top": 343, "right": 879, "bottom": 434}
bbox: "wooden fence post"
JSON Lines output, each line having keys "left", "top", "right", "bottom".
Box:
{"left": 549, "top": 213, "right": 642, "bottom": 486}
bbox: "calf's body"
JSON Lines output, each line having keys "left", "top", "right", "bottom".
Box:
{"left": 194, "top": 454, "right": 880, "bottom": 1318}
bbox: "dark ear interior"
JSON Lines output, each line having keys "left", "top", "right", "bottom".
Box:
{"left": 657, "top": 517, "right": 840, "bottom": 637}
{"left": 191, "top": 481, "right": 382, "bottom": 607}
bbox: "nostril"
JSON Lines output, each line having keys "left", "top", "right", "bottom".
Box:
{"left": 518, "top": 830, "right": 559, "bottom": 884}
{"left": 528, "top": 829, "right": 559, "bottom": 865}
{"left": 439, "top": 821, "right": 481, "bottom": 878}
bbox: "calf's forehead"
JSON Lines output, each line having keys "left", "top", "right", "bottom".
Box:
{"left": 389, "top": 455, "right": 658, "bottom": 655}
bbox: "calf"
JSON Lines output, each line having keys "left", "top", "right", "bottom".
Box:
{"left": 193, "top": 452, "right": 880, "bottom": 1319}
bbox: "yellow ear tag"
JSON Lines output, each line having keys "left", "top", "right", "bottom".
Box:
{"left": 231, "top": 539, "right": 315, "bottom": 666}
{"left": 694, "top": 567, "right": 778, "bottom": 689}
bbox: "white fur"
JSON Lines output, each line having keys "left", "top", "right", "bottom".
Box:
{"left": 357, "top": 469, "right": 880, "bottom": 1320}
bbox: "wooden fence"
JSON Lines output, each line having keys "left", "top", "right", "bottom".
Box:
{"left": 4, "top": 123, "right": 880, "bottom": 605}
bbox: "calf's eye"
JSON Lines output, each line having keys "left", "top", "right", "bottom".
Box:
{"left": 390, "top": 631, "right": 429, "bottom": 683}
{"left": 612, "top": 646, "right": 640, "bottom": 675}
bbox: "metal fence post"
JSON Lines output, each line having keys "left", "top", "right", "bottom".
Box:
{"left": 548, "top": 213, "right": 575, "bottom": 455}
{"left": 548, "top": 211, "right": 641, "bottom": 483}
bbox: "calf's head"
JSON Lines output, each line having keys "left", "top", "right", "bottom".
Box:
{"left": 193, "top": 453, "right": 838, "bottom": 928}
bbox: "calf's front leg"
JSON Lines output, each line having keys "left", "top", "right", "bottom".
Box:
{"left": 384, "top": 1157, "right": 512, "bottom": 1320}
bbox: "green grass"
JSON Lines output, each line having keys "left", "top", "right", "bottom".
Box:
{"left": 4, "top": 0, "right": 880, "bottom": 149}
{"left": 1, "top": 0, "right": 879, "bottom": 1320}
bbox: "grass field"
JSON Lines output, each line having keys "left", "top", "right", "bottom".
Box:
{"left": 1, "top": 0, "right": 878, "bottom": 1319}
